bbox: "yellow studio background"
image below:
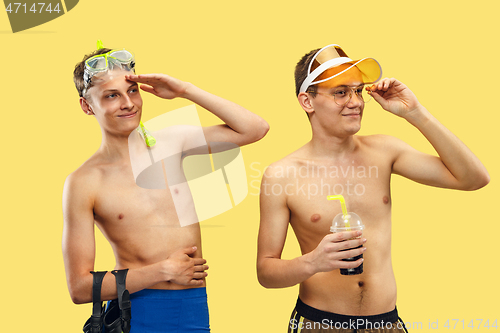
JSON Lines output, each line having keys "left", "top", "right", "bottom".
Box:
{"left": 1, "top": 0, "right": 498, "bottom": 332}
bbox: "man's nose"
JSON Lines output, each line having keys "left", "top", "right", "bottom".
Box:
{"left": 346, "top": 90, "right": 363, "bottom": 107}
{"left": 121, "top": 94, "right": 134, "bottom": 109}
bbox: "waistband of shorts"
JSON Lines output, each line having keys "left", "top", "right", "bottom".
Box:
{"left": 295, "top": 297, "right": 399, "bottom": 328}
{"left": 131, "top": 287, "right": 207, "bottom": 300}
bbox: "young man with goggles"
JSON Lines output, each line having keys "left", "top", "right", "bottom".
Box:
{"left": 62, "top": 42, "right": 269, "bottom": 332}
{"left": 257, "top": 44, "right": 489, "bottom": 332}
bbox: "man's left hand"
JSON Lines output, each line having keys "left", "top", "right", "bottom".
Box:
{"left": 367, "top": 78, "right": 422, "bottom": 119}
{"left": 126, "top": 73, "right": 189, "bottom": 100}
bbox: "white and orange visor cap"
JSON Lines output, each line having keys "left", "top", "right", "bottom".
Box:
{"left": 299, "top": 44, "right": 382, "bottom": 94}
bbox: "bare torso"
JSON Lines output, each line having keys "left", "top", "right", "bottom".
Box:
{"left": 88, "top": 129, "right": 204, "bottom": 290}
{"left": 278, "top": 135, "right": 397, "bottom": 315}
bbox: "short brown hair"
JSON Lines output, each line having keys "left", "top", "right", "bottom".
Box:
{"left": 295, "top": 48, "right": 320, "bottom": 120}
{"left": 73, "top": 48, "right": 112, "bottom": 98}
{"left": 294, "top": 48, "right": 320, "bottom": 97}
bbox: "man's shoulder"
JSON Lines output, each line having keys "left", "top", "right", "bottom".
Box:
{"left": 64, "top": 155, "right": 104, "bottom": 193}
{"left": 155, "top": 124, "right": 194, "bottom": 137}
{"left": 356, "top": 134, "right": 405, "bottom": 150}
{"left": 153, "top": 124, "right": 198, "bottom": 148}
{"left": 263, "top": 149, "right": 309, "bottom": 181}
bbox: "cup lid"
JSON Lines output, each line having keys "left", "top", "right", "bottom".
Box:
{"left": 331, "top": 212, "right": 364, "bottom": 232}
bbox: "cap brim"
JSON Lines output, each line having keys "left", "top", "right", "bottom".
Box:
{"left": 353, "top": 58, "right": 382, "bottom": 84}
{"left": 314, "top": 57, "right": 382, "bottom": 86}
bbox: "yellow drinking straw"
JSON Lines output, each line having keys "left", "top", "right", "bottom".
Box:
{"left": 327, "top": 195, "right": 351, "bottom": 230}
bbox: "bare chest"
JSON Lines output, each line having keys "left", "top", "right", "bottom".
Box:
{"left": 93, "top": 168, "right": 178, "bottom": 230}
{"left": 285, "top": 158, "right": 393, "bottom": 240}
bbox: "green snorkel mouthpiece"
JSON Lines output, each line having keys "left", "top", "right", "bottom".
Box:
{"left": 138, "top": 121, "right": 156, "bottom": 148}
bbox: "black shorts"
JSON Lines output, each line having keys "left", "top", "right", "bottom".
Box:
{"left": 288, "top": 297, "right": 408, "bottom": 333}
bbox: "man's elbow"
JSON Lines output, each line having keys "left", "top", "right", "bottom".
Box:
{"left": 256, "top": 261, "right": 276, "bottom": 289}
{"left": 258, "top": 120, "right": 270, "bottom": 140}
{"left": 257, "top": 270, "right": 272, "bottom": 289}
{"left": 247, "top": 119, "right": 270, "bottom": 144}
{"left": 68, "top": 282, "right": 90, "bottom": 305}
{"left": 463, "top": 171, "right": 490, "bottom": 191}
{"left": 475, "top": 171, "right": 490, "bottom": 190}
{"left": 69, "top": 291, "right": 85, "bottom": 305}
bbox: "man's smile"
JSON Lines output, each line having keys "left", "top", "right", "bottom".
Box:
{"left": 118, "top": 110, "right": 139, "bottom": 118}
{"left": 342, "top": 112, "right": 361, "bottom": 118}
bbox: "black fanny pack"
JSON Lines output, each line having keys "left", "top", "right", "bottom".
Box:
{"left": 83, "top": 269, "right": 131, "bottom": 333}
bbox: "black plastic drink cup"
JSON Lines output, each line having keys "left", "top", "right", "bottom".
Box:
{"left": 331, "top": 212, "right": 364, "bottom": 276}
{"left": 340, "top": 245, "right": 363, "bottom": 275}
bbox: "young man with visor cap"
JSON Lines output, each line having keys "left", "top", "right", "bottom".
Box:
{"left": 257, "top": 44, "right": 489, "bottom": 332}
{"left": 62, "top": 41, "right": 269, "bottom": 332}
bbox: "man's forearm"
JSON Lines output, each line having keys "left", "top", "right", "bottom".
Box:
{"left": 181, "top": 83, "right": 268, "bottom": 140}
{"left": 257, "top": 254, "right": 315, "bottom": 289}
{"left": 69, "top": 262, "right": 166, "bottom": 304}
{"left": 407, "top": 106, "right": 489, "bottom": 189}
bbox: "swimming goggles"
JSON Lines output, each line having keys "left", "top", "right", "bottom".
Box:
{"left": 83, "top": 40, "right": 135, "bottom": 94}
{"left": 299, "top": 44, "right": 382, "bottom": 94}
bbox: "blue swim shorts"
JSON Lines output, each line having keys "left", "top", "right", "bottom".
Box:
{"left": 105, "top": 287, "right": 210, "bottom": 333}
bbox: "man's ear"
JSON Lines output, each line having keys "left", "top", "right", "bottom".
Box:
{"left": 298, "top": 92, "right": 315, "bottom": 117}
{"left": 80, "top": 97, "right": 94, "bottom": 115}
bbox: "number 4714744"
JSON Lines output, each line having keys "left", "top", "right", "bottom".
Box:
{"left": 5, "top": 3, "right": 61, "bottom": 14}
{"left": 443, "top": 319, "right": 498, "bottom": 329}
